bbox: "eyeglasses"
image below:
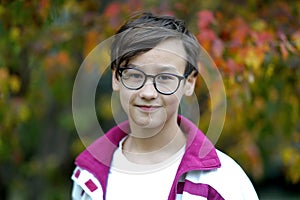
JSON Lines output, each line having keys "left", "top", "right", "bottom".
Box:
{"left": 117, "top": 67, "right": 187, "bottom": 95}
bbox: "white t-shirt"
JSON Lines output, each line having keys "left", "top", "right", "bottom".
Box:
{"left": 105, "top": 137, "right": 185, "bottom": 200}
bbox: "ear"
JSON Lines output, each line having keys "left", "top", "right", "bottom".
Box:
{"left": 112, "top": 69, "right": 120, "bottom": 91}
{"left": 184, "top": 72, "right": 197, "bottom": 96}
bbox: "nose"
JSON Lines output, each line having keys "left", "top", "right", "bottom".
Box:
{"left": 139, "top": 79, "right": 158, "bottom": 99}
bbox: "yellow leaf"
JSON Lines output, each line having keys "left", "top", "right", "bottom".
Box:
{"left": 0, "top": 5, "right": 5, "bottom": 15}
{"left": 282, "top": 146, "right": 300, "bottom": 183}
{"left": 19, "top": 104, "right": 30, "bottom": 122}
{"left": 10, "top": 27, "right": 20, "bottom": 40}
{"left": 266, "top": 64, "right": 274, "bottom": 78}
{"left": 0, "top": 67, "right": 9, "bottom": 80}
{"left": 84, "top": 30, "right": 99, "bottom": 57}
{"left": 0, "top": 68, "right": 9, "bottom": 97}
{"left": 291, "top": 32, "right": 300, "bottom": 51}
{"left": 10, "top": 75, "right": 21, "bottom": 93}
{"left": 245, "top": 49, "right": 263, "bottom": 70}
{"left": 251, "top": 19, "right": 266, "bottom": 31}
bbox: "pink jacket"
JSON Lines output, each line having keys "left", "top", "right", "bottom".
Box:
{"left": 71, "top": 115, "right": 259, "bottom": 200}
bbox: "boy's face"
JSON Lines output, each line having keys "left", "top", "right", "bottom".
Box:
{"left": 112, "top": 39, "right": 196, "bottom": 135}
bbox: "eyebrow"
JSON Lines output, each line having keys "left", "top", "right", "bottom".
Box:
{"left": 127, "top": 64, "right": 178, "bottom": 72}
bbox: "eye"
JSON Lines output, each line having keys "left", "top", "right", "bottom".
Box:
{"left": 122, "top": 69, "right": 144, "bottom": 80}
{"left": 134, "top": 73, "right": 144, "bottom": 78}
{"left": 157, "top": 74, "right": 176, "bottom": 81}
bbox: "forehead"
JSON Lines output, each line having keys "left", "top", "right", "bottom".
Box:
{"left": 129, "top": 38, "right": 187, "bottom": 72}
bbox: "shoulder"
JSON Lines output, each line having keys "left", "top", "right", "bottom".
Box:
{"left": 186, "top": 150, "right": 259, "bottom": 200}
{"left": 71, "top": 166, "right": 103, "bottom": 199}
{"left": 216, "top": 150, "right": 248, "bottom": 174}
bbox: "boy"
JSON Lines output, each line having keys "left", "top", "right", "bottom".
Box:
{"left": 71, "top": 12, "right": 259, "bottom": 200}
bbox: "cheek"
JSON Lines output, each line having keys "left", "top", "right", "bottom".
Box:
{"left": 119, "top": 90, "right": 134, "bottom": 113}
{"left": 164, "top": 94, "right": 182, "bottom": 113}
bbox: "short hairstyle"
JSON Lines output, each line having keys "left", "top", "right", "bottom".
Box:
{"left": 110, "top": 12, "right": 200, "bottom": 78}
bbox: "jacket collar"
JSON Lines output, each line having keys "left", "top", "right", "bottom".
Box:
{"left": 168, "top": 116, "right": 221, "bottom": 200}
{"left": 178, "top": 115, "right": 221, "bottom": 171}
{"left": 75, "top": 115, "right": 221, "bottom": 198}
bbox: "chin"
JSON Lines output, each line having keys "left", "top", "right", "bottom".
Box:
{"left": 134, "top": 115, "right": 165, "bottom": 127}
{"left": 129, "top": 112, "right": 167, "bottom": 136}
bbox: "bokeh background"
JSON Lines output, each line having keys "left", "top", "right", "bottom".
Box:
{"left": 0, "top": 0, "right": 300, "bottom": 199}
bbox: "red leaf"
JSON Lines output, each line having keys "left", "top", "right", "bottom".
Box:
{"left": 104, "top": 2, "right": 121, "bottom": 18}
{"left": 197, "top": 10, "right": 215, "bottom": 29}
{"left": 198, "top": 29, "right": 216, "bottom": 42}
{"left": 212, "top": 39, "right": 224, "bottom": 58}
{"left": 280, "top": 42, "right": 288, "bottom": 60}
{"left": 231, "top": 18, "right": 249, "bottom": 45}
{"left": 251, "top": 31, "right": 274, "bottom": 46}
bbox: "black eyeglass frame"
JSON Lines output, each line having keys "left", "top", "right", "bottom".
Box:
{"left": 117, "top": 67, "right": 188, "bottom": 95}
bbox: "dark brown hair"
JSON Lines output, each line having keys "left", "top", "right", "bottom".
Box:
{"left": 110, "top": 12, "right": 200, "bottom": 78}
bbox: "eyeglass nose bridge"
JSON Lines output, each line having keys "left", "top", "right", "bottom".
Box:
{"left": 144, "top": 74, "right": 157, "bottom": 83}
{"left": 140, "top": 74, "right": 158, "bottom": 90}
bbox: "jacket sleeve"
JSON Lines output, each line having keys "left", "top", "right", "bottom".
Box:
{"left": 215, "top": 150, "right": 259, "bottom": 200}
{"left": 185, "top": 150, "right": 259, "bottom": 200}
{"left": 72, "top": 181, "right": 92, "bottom": 200}
{"left": 71, "top": 167, "right": 103, "bottom": 200}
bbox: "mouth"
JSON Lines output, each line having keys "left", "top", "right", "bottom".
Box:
{"left": 135, "top": 104, "right": 162, "bottom": 112}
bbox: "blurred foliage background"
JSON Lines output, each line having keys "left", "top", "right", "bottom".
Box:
{"left": 0, "top": 0, "right": 300, "bottom": 199}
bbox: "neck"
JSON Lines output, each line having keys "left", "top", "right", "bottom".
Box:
{"left": 123, "top": 117, "right": 186, "bottom": 164}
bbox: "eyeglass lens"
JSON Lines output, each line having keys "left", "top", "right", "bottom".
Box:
{"left": 120, "top": 68, "right": 182, "bottom": 94}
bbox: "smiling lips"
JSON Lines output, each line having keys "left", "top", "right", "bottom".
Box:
{"left": 135, "top": 104, "right": 162, "bottom": 112}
